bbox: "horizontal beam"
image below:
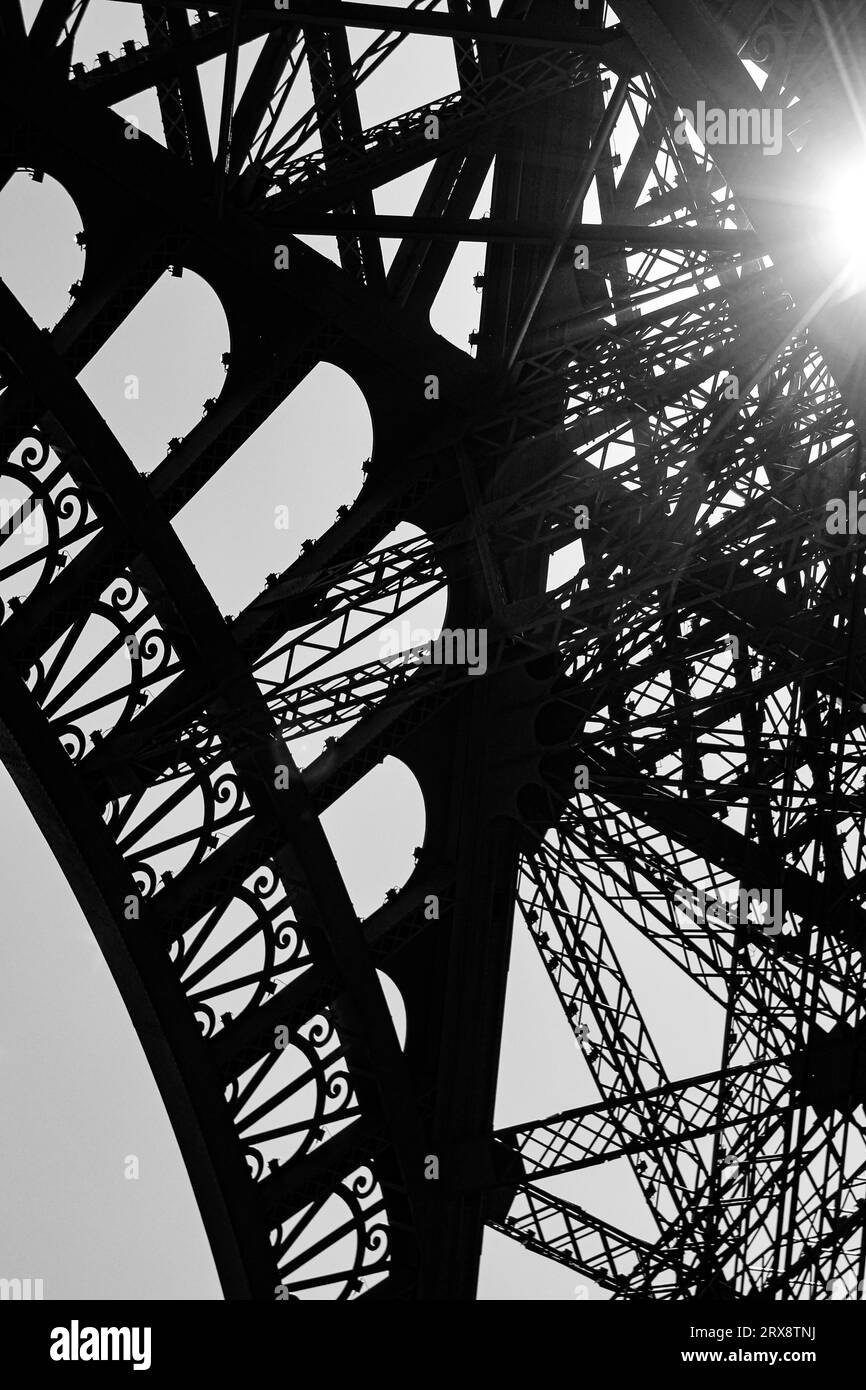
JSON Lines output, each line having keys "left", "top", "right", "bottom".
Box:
{"left": 277, "top": 213, "right": 761, "bottom": 254}
{"left": 496, "top": 1059, "right": 792, "bottom": 1178}
{"left": 109, "top": 1, "right": 640, "bottom": 62}
{"left": 71, "top": 17, "right": 274, "bottom": 104}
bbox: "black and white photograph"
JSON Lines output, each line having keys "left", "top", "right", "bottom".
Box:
{"left": 0, "top": 0, "right": 862, "bottom": 1365}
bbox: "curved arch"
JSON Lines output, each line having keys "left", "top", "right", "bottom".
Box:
{"left": 172, "top": 359, "right": 372, "bottom": 615}
{"left": 79, "top": 266, "right": 230, "bottom": 472}
{"left": 321, "top": 754, "right": 427, "bottom": 921}
{"left": 0, "top": 267, "right": 428, "bottom": 1298}
{"left": 0, "top": 170, "right": 85, "bottom": 330}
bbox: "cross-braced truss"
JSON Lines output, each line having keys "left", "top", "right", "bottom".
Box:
{"left": 2, "top": 0, "right": 866, "bottom": 1300}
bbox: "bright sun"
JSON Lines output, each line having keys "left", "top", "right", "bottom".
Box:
{"left": 816, "top": 162, "right": 866, "bottom": 287}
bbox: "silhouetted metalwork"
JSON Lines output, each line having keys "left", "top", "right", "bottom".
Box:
{"left": 2, "top": 0, "right": 866, "bottom": 1300}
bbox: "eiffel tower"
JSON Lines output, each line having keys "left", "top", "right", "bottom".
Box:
{"left": 3, "top": 0, "right": 866, "bottom": 1301}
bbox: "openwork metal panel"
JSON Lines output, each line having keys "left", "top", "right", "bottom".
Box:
{"left": 2, "top": 0, "right": 866, "bottom": 1301}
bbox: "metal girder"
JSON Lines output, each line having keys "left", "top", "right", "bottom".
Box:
{"left": 226, "top": 26, "right": 301, "bottom": 177}
{"left": 517, "top": 849, "right": 709, "bottom": 1227}
{"left": 0, "top": 4, "right": 27, "bottom": 46}
{"left": 496, "top": 1059, "right": 793, "bottom": 1178}
{"left": 110, "top": 0, "right": 641, "bottom": 62}
{"left": 492, "top": 1185, "right": 660, "bottom": 1294}
{"left": 29, "top": 1, "right": 79, "bottom": 49}
{"left": 302, "top": 16, "right": 385, "bottom": 285}
{"left": 273, "top": 212, "right": 762, "bottom": 254}
{"left": 142, "top": 3, "right": 202, "bottom": 164}
{"left": 71, "top": 14, "right": 273, "bottom": 104}
{"left": 166, "top": 5, "right": 213, "bottom": 167}
{"left": 385, "top": 147, "right": 494, "bottom": 310}
{"left": 0, "top": 266, "right": 430, "bottom": 1296}
{"left": 261, "top": 48, "right": 606, "bottom": 215}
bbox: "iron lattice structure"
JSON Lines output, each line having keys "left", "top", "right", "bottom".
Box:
{"left": 4, "top": 0, "right": 866, "bottom": 1300}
